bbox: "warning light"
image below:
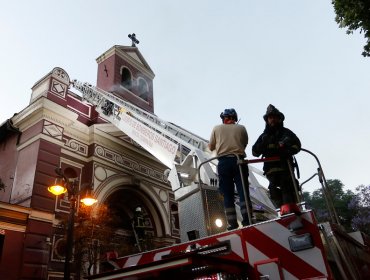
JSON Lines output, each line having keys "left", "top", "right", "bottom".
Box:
{"left": 215, "top": 218, "right": 223, "bottom": 228}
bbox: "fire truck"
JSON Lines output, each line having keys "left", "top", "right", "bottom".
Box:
{"left": 72, "top": 81, "right": 370, "bottom": 280}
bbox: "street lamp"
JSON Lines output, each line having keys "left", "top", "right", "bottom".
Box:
{"left": 48, "top": 167, "right": 97, "bottom": 280}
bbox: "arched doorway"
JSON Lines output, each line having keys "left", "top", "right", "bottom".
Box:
{"left": 103, "top": 187, "right": 164, "bottom": 255}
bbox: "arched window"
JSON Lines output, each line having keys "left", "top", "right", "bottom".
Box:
{"left": 121, "top": 67, "right": 132, "bottom": 89}
{"left": 137, "top": 78, "right": 149, "bottom": 101}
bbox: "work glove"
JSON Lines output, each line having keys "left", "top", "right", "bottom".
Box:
{"left": 278, "top": 142, "right": 290, "bottom": 158}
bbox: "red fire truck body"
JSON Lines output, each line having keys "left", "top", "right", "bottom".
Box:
{"left": 87, "top": 211, "right": 333, "bottom": 280}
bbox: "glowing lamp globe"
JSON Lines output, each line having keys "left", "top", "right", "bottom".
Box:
{"left": 48, "top": 180, "right": 67, "bottom": 196}
{"left": 48, "top": 185, "right": 67, "bottom": 195}
{"left": 80, "top": 196, "right": 97, "bottom": 206}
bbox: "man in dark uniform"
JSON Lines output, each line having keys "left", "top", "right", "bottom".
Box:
{"left": 252, "top": 105, "right": 301, "bottom": 212}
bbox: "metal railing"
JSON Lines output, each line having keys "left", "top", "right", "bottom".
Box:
{"left": 197, "top": 155, "right": 280, "bottom": 234}
{"left": 196, "top": 149, "right": 340, "bottom": 235}
{"left": 300, "top": 148, "right": 340, "bottom": 225}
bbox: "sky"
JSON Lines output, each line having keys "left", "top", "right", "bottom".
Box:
{"left": 1, "top": 1, "right": 369, "bottom": 194}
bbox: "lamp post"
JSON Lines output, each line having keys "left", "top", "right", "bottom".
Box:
{"left": 48, "top": 167, "right": 97, "bottom": 280}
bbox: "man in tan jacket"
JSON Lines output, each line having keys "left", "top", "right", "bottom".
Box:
{"left": 209, "top": 108, "right": 252, "bottom": 230}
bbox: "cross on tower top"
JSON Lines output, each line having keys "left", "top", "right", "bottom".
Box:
{"left": 128, "top": 33, "right": 140, "bottom": 47}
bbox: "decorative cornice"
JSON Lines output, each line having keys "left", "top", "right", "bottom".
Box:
{"left": 12, "top": 97, "right": 92, "bottom": 144}
{"left": 90, "top": 124, "right": 157, "bottom": 160}
{"left": 29, "top": 209, "right": 54, "bottom": 223}
{"left": 63, "top": 137, "right": 88, "bottom": 157}
{"left": 0, "top": 222, "right": 26, "bottom": 232}
{"left": 0, "top": 201, "right": 31, "bottom": 213}
{"left": 94, "top": 144, "right": 168, "bottom": 184}
{"left": 12, "top": 98, "right": 75, "bottom": 130}
{"left": 12, "top": 97, "right": 47, "bottom": 127}
{"left": 0, "top": 202, "right": 52, "bottom": 231}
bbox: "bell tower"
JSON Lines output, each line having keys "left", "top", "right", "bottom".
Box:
{"left": 96, "top": 34, "right": 155, "bottom": 113}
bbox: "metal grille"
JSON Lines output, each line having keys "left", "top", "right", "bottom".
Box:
{"left": 178, "top": 188, "right": 226, "bottom": 242}
{"left": 203, "top": 188, "right": 227, "bottom": 235}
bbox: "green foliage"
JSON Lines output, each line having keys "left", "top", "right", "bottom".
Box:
{"left": 304, "top": 179, "right": 356, "bottom": 231}
{"left": 332, "top": 0, "right": 370, "bottom": 56}
{"left": 305, "top": 180, "right": 370, "bottom": 235}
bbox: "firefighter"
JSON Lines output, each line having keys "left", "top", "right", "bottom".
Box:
{"left": 252, "top": 104, "right": 301, "bottom": 213}
{"left": 209, "top": 108, "right": 252, "bottom": 230}
{"left": 132, "top": 206, "right": 146, "bottom": 250}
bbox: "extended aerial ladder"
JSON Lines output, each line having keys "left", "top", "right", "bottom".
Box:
{"left": 71, "top": 80, "right": 276, "bottom": 239}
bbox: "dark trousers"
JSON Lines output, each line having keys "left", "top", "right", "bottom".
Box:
{"left": 266, "top": 171, "right": 297, "bottom": 208}
{"left": 217, "top": 156, "right": 251, "bottom": 227}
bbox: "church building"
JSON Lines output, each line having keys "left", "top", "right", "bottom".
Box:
{"left": 0, "top": 37, "right": 180, "bottom": 279}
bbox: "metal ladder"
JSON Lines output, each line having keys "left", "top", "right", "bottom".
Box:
{"left": 71, "top": 80, "right": 208, "bottom": 164}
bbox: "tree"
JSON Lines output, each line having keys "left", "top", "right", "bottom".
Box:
{"left": 348, "top": 184, "right": 370, "bottom": 235}
{"left": 74, "top": 204, "right": 114, "bottom": 277}
{"left": 304, "top": 179, "right": 356, "bottom": 231}
{"left": 73, "top": 204, "right": 136, "bottom": 277}
{"left": 332, "top": 0, "right": 370, "bottom": 56}
{"left": 301, "top": 191, "right": 312, "bottom": 206}
{"left": 56, "top": 203, "right": 136, "bottom": 278}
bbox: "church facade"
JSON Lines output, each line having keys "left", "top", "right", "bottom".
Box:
{"left": 0, "top": 43, "right": 180, "bottom": 279}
